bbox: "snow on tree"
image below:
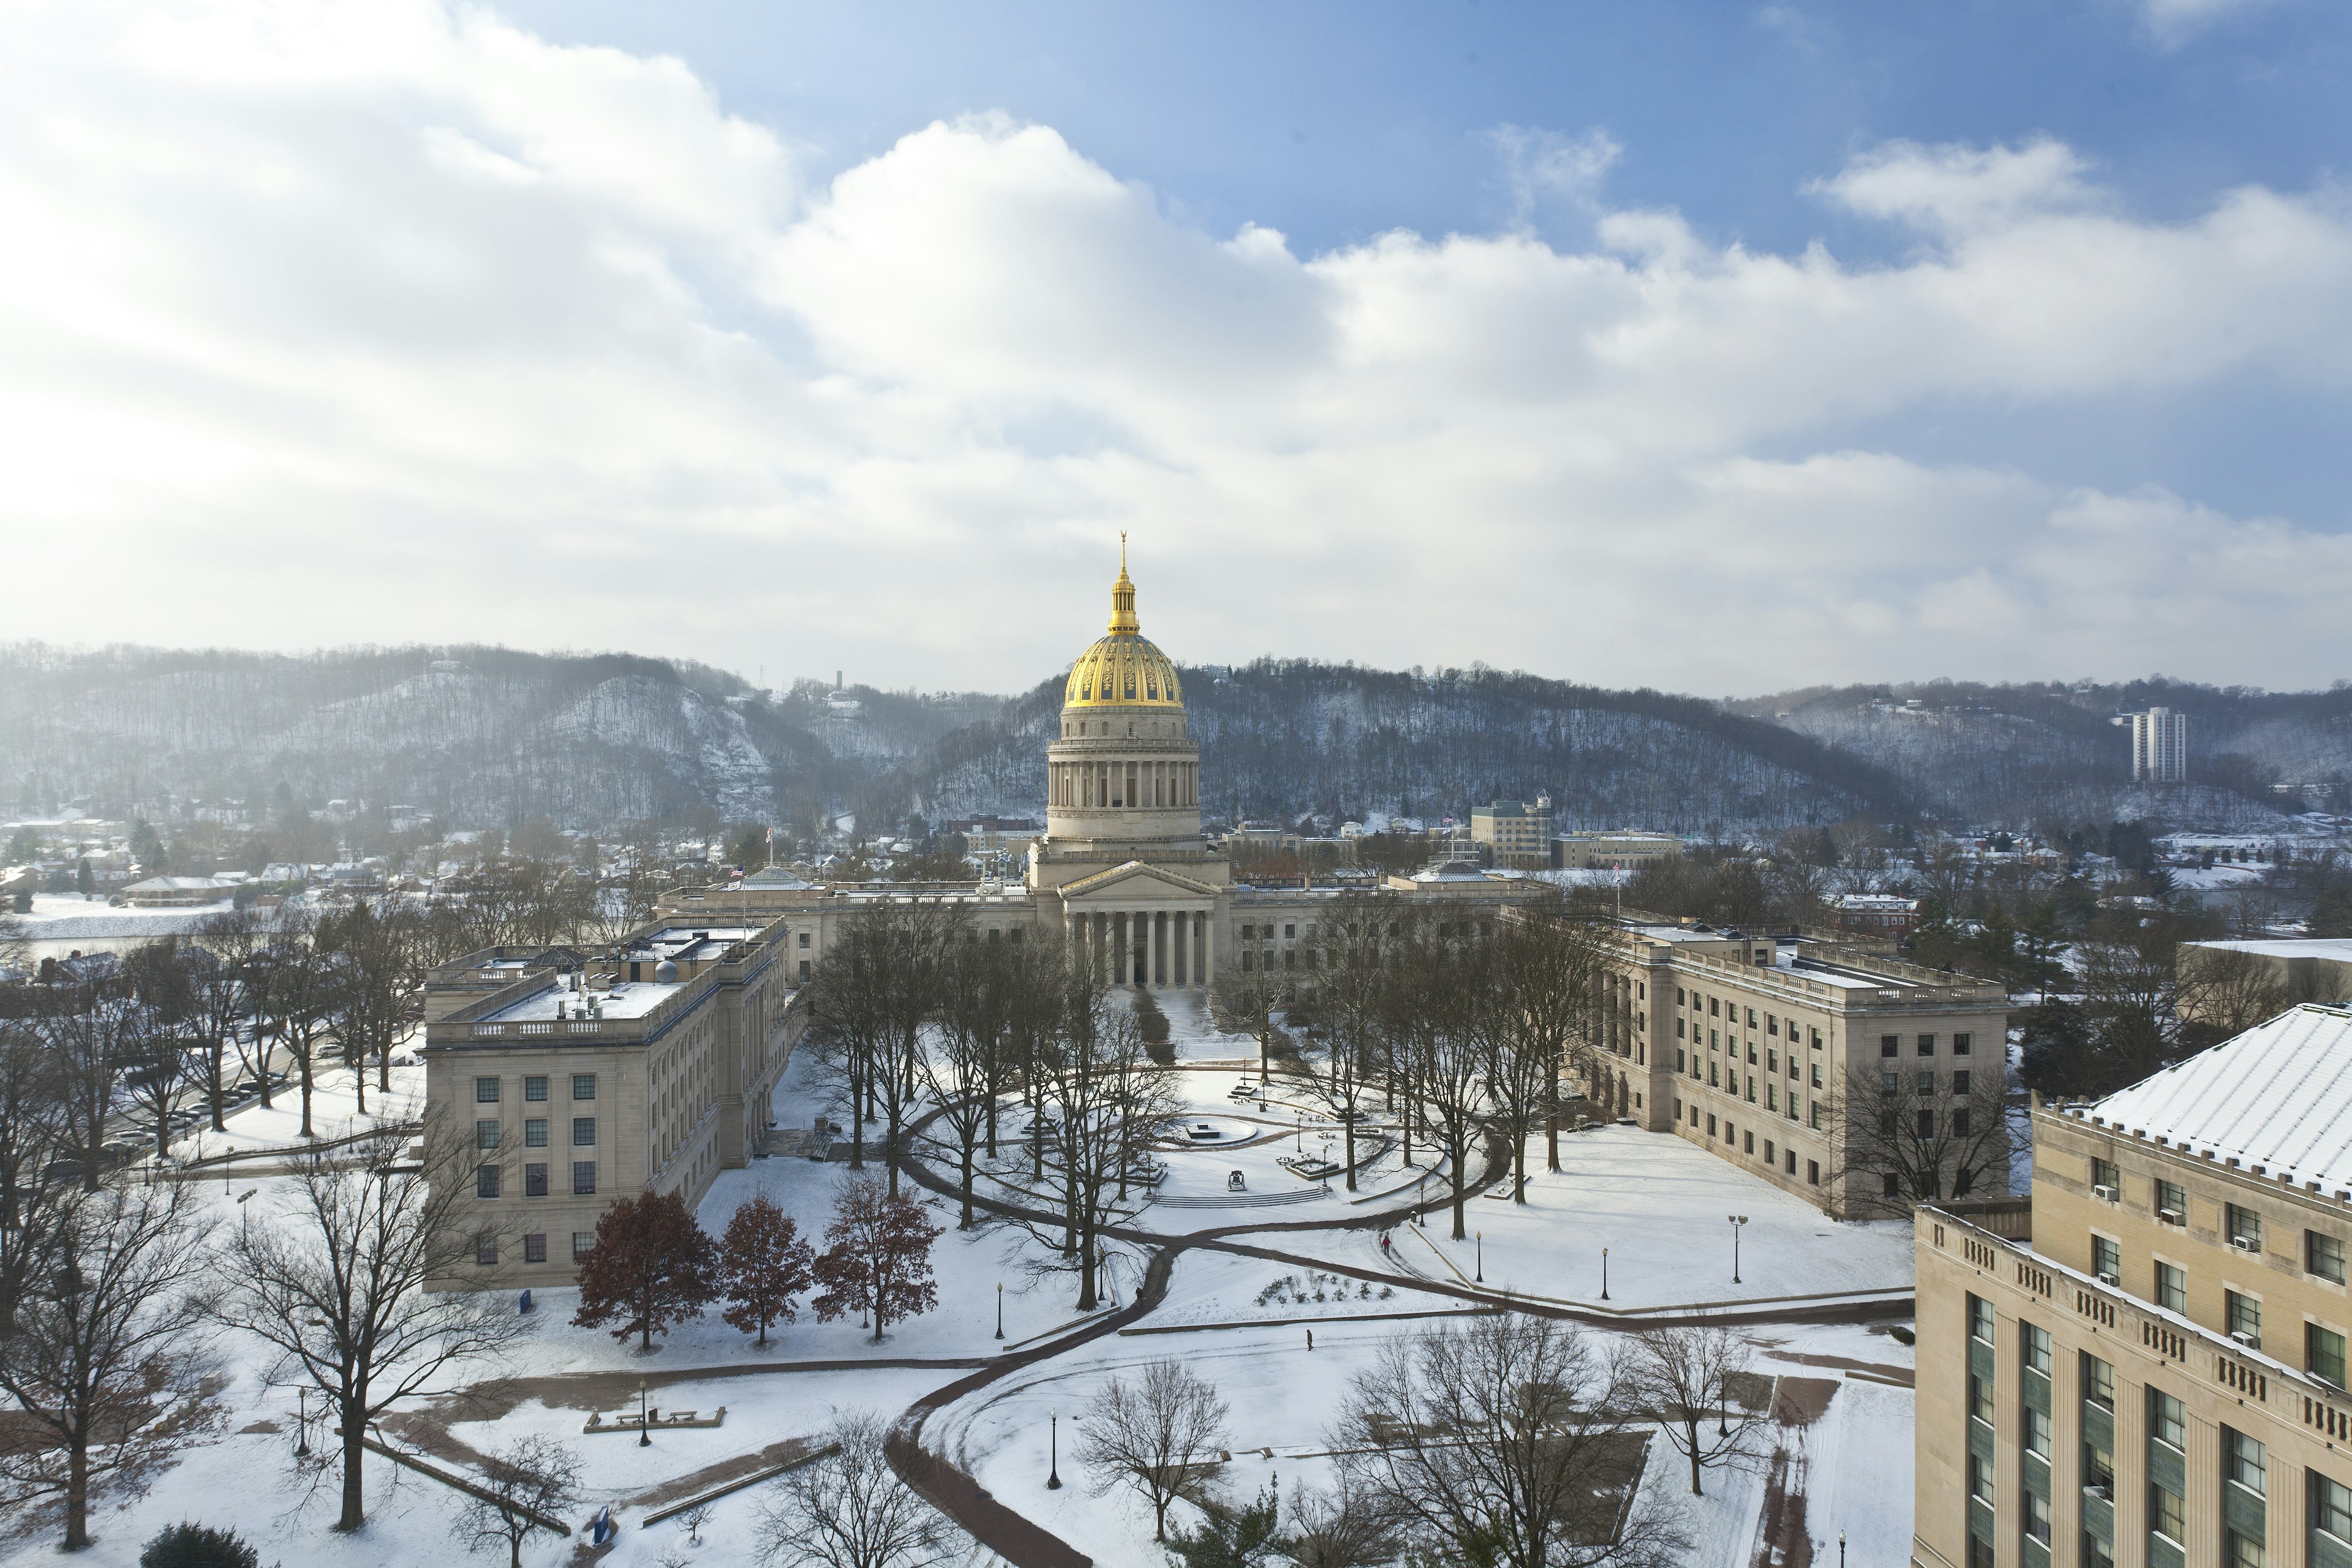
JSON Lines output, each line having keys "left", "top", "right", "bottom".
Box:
{"left": 571, "top": 1188, "right": 718, "bottom": 1352}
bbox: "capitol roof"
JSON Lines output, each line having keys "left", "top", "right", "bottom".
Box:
{"left": 1064, "top": 540, "right": 1183, "bottom": 710}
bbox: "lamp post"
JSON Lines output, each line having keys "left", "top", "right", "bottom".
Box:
{"left": 1728, "top": 1214, "right": 1748, "bottom": 1284}
{"left": 1838, "top": 1530, "right": 1845, "bottom": 1567}
{"left": 295, "top": 1387, "right": 311, "bottom": 1458}
{"left": 995, "top": 1281, "right": 1004, "bottom": 1341}
{"left": 638, "top": 1378, "right": 650, "bottom": 1447}
{"left": 1600, "top": 1247, "right": 1610, "bottom": 1302}
{"left": 1047, "top": 1410, "right": 1062, "bottom": 1490}
{"left": 1476, "top": 1231, "right": 1483, "bottom": 1283}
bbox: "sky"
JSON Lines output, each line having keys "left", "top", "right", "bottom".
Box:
{"left": 2, "top": 0, "right": 2349, "bottom": 699}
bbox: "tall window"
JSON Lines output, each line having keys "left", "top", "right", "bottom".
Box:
{"left": 475, "top": 1119, "right": 500, "bottom": 1150}
{"left": 524, "top": 1075, "right": 548, "bottom": 1102}
{"left": 571, "top": 1161, "right": 597, "bottom": 1196}
{"left": 2082, "top": 1352, "right": 2114, "bottom": 1410}
{"left": 2154, "top": 1262, "right": 2187, "bottom": 1314}
{"left": 2092, "top": 1235, "right": 2122, "bottom": 1282}
{"left": 573, "top": 1117, "right": 597, "bottom": 1147}
{"left": 572, "top": 1073, "right": 597, "bottom": 1101}
{"left": 475, "top": 1164, "right": 500, "bottom": 1198}
{"left": 2312, "top": 1324, "right": 2348, "bottom": 1387}
{"left": 2228, "top": 1203, "right": 2264, "bottom": 1251}
{"left": 2225, "top": 1428, "right": 2267, "bottom": 1568}
{"left": 2227, "top": 1290, "right": 2262, "bottom": 1347}
{"left": 2313, "top": 1231, "right": 2348, "bottom": 1284}
{"left": 2091, "top": 1156, "right": 2120, "bottom": 1191}
{"left": 474, "top": 1076, "right": 499, "bottom": 1103}
{"left": 2314, "top": 1472, "right": 2352, "bottom": 1566}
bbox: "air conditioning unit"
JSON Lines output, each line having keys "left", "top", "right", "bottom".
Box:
{"left": 2093, "top": 1184, "right": 2118, "bottom": 1201}
{"left": 2096, "top": 1272, "right": 2120, "bottom": 1287}
{"left": 2157, "top": 1208, "right": 2184, "bottom": 1225}
{"left": 2231, "top": 1330, "right": 2261, "bottom": 1349}
{"left": 2231, "top": 1236, "right": 2263, "bottom": 1253}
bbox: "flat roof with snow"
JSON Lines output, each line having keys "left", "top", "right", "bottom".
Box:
{"left": 2191, "top": 938, "right": 2352, "bottom": 962}
{"left": 483, "top": 979, "right": 683, "bottom": 1023}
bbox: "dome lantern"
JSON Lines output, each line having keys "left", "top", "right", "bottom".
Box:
{"left": 1063, "top": 536, "right": 1183, "bottom": 710}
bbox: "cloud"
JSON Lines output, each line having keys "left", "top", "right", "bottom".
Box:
{"left": 0, "top": 0, "right": 2345, "bottom": 698}
{"left": 1488, "top": 125, "right": 1624, "bottom": 227}
{"left": 2137, "top": 0, "right": 2284, "bottom": 47}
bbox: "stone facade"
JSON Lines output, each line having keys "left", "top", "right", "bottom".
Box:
{"left": 1588, "top": 914, "right": 2015, "bottom": 1218}
{"left": 420, "top": 917, "right": 804, "bottom": 1291}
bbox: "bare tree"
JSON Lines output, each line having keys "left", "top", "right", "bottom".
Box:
{"left": 1509, "top": 902, "right": 1613, "bottom": 1174}
{"left": 459, "top": 1434, "right": 582, "bottom": 1568}
{"left": 1208, "top": 960, "right": 1292, "bottom": 1084}
{"left": 999, "top": 978, "right": 1180, "bottom": 1310}
{"left": 1629, "top": 1322, "right": 1769, "bottom": 1497}
{"left": 189, "top": 908, "right": 263, "bottom": 1129}
{"left": 1829, "top": 1060, "right": 2013, "bottom": 1214}
{"left": 0, "top": 1018, "right": 72, "bottom": 1335}
{"left": 753, "top": 1409, "right": 961, "bottom": 1568}
{"left": 0, "top": 1180, "right": 222, "bottom": 1550}
{"left": 808, "top": 901, "right": 960, "bottom": 1191}
{"left": 1296, "top": 896, "right": 1390, "bottom": 1191}
{"left": 1332, "top": 1314, "right": 1682, "bottom": 1568}
{"left": 1283, "top": 1471, "right": 1400, "bottom": 1568}
{"left": 920, "top": 933, "right": 1021, "bottom": 1228}
{"left": 1074, "top": 1357, "right": 1231, "bottom": 1542}
{"left": 211, "top": 1128, "right": 530, "bottom": 1531}
{"left": 39, "top": 992, "right": 137, "bottom": 1191}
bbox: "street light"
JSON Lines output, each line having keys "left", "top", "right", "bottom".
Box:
{"left": 638, "top": 1378, "right": 650, "bottom": 1448}
{"left": 1476, "top": 1231, "right": 1483, "bottom": 1283}
{"left": 295, "top": 1387, "right": 311, "bottom": 1458}
{"left": 1047, "top": 1410, "right": 1062, "bottom": 1490}
{"left": 1838, "top": 1531, "right": 1846, "bottom": 1567}
{"left": 995, "top": 1281, "right": 1004, "bottom": 1341}
{"left": 1600, "top": 1247, "right": 1610, "bottom": 1302}
{"left": 1728, "top": 1215, "right": 1748, "bottom": 1285}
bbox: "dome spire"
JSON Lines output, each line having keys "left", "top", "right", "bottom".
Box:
{"left": 1108, "top": 532, "right": 1140, "bottom": 635}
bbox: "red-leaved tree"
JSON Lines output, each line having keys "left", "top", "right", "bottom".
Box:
{"left": 718, "top": 1196, "right": 815, "bottom": 1347}
{"left": 812, "top": 1175, "right": 943, "bottom": 1343}
{"left": 571, "top": 1190, "right": 717, "bottom": 1351}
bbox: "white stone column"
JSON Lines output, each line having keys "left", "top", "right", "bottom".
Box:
{"left": 1202, "top": 912, "right": 1215, "bottom": 987}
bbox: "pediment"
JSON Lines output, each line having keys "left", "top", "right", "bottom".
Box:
{"left": 1058, "top": 860, "right": 1221, "bottom": 902}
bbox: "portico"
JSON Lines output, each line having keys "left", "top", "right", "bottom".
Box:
{"left": 1057, "top": 861, "right": 1222, "bottom": 988}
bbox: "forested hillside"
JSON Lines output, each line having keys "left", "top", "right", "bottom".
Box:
{"left": 1729, "top": 678, "right": 2352, "bottom": 827}
{"left": 900, "top": 660, "right": 1915, "bottom": 833}
{"left": 6, "top": 644, "right": 2345, "bottom": 838}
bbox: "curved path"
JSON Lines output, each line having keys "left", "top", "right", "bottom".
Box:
{"left": 400, "top": 1068, "right": 1908, "bottom": 1568}
{"left": 878, "top": 1074, "right": 1914, "bottom": 1566}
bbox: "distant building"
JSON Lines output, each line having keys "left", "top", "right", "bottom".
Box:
{"left": 2132, "top": 706, "right": 2189, "bottom": 783}
{"left": 121, "top": 875, "right": 236, "bottom": 908}
{"left": 1830, "top": 892, "right": 1919, "bottom": 942}
{"left": 2179, "top": 937, "right": 2352, "bottom": 1021}
{"left": 1553, "top": 830, "right": 1682, "bottom": 871}
{"left": 1471, "top": 797, "right": 1555, "bottom": 869}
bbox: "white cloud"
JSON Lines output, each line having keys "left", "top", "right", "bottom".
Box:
{"left": 2137, "top": 0, "right": 2283, "bottom": 48}
{"left": 0, "top": 0, "right": 2345, "bottom": 698}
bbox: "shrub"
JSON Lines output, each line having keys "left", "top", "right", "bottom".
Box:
{"left": 140, "top": 1523, "right": 260, "bottom": 1568}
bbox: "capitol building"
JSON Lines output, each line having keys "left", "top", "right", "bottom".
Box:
{"left": 658, "top": 546, "right": 1528, "bottom": 987}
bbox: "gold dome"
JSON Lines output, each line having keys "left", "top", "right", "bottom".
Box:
{"left": 1064, "top": 540, "right": 1184, "bottom": 710}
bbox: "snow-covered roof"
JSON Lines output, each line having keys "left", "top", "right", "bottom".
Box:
{"left": 2193, "top": 938, "right": 2352, "bottom": 962}
{"left": 2086, "top": 1005, "right": 2352, "bottom": 1188}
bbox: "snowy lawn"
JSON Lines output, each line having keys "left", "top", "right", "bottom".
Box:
{"left": 1265, "top": 1121, "right": 1915, "bottom": 1313}
{"left": 938, "top": 1297, "right": 1915, "bottom": 1568}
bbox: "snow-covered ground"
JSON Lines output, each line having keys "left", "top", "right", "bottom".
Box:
{"left": 12, "top": 998, "right": 1923, "bottom": 1567}
{"left": 1264, "top": 1121, "right": 1914, "bottom": 1314}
